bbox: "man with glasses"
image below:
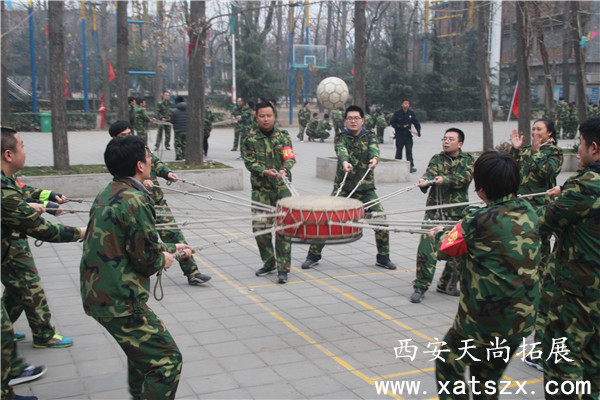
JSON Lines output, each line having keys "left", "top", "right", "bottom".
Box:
{"left": 409, "top": 128, "right": 474, "bottom": 303}
{"left": 301, "top": 105, "right": 397, "bottom": 271}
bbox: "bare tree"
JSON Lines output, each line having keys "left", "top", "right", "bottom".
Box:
{"left": 186, "top": 1, "right": 206, "bottom": 164}
{"left": 354, "top": 1, "right": 366, "bottom": 109}
{"left": 154, "top": 1, "right": 166, "bottom": 106}
{"left": 515, "top": 1, "right": 532, "bottom": 144}
{"left": 561, "top": 1, "right": 571, "bottom": 102}
{"left": 533, "top": 1, "right": 554, "bottom": 119}
{"left": 570, "top": 1, "right": 588, "bottom": 121}
{"left": 116, "top": 1, "right": 128, "bottom": 121}
{"left": 477, "top": 1, "right": 494, "bottom": 151}
{"left": 48, "top": 1, "right": 69, "bottom": 170}
{"left": 1, "top": 1, "right": 9, "bottom": 123}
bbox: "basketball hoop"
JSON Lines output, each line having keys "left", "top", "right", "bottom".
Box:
{"left": 308, "top": 64, "right": 317, "bottom": 75}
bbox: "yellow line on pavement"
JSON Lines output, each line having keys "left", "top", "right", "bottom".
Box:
{"left": 194, "top": 255, "right": 404, "bottom": 400}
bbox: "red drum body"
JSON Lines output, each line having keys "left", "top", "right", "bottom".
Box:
{"left": 276, "top": 196, "right": 364, "bottom": 243}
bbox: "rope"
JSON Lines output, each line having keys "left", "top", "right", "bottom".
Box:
{"left": 334, "top": 172, "right": 349, "bottom": 197}
{"left": 370, "top": 190, "right": 551, "bottom": 217}
{"left": 160, "top": 185, "right": 275, "bottom": 213}
{"left": 185, "top": 221, "right": 303, "bottom": 253}
{"left": 155, "top": 212, "right": 285, "bottom": 229}
{"left": 174, "top": 177, "right": 269, "bottom": 210}
{"left": 278, "top": 173, "right": 300, "bottom": 197}
{"left": 153, "top": 270, "right": 164, "bottom": 301}
{"left": 363, "top": 181, "right": 434, "bottom": 210}
{"left": 326, "top": 221, "right": 433, "bottom": 235}
{"left": 346, "top": 166, "right": 373, "bottom": 199}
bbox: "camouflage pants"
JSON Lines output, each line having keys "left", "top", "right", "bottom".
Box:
{"left": 1, "top": 238, "right": 55, "bottom": 344}
{"left": 252, "top": 189, "right": 291, "bottom": 272}
{"left": 435, "top": 327, "right": 522, "bottom": 400}
{"left": 542, "top": 291, "right": 599, "bottom": 399}
{"left": 95, "top": 306, "right": 182, "bottom": 400}
{"left": 413, "top": 233, "right": 459, "bottom": 291}
{"left": 154, "top": 125, "right": 171, "bottom": 150}
{"left": 376, "top": 127, "right": 385, "bottom": 144}
{"left": 297, "top": 124, "right": 306, "bottom": 141}
{"left": 174, "top": 131, "right": 186, "bottom": 160}
{"left": 308, "top": 189, "right": 389, "bottom": 258}
{"left": 232, "top": 126, "right": 242, "bottom": 150}
{"left": 155, "top": 200, "right": 199, "bottom": 278}
{"left": 533, "top": 235, "right": 554, "bottom": 350}
{"left": 137, "top": 129, "right": 148, "bottom": 146}
{"left": 1, "top": 302, "right": 26, "bottom": 400}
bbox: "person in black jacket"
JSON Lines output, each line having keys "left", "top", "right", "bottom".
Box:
{"left": 170, "top": 96, "right": 187, "bottom": 161}
{"left": 390, "top": 99, "right": 421, "bottom": 173}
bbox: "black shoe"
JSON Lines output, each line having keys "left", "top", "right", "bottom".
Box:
{"left": 376, "top": 254, "right": 397, "bottom": 270}
{"left": 9, "top": 365, "right": 47, "bottom": 386}
{"left": 410, "top": 289, "right": 425, "bottom": 303}
{"left": 255, "top": 267, "right": 275, "bottom": 276}
{"left": 14, "top": 396, "right": 38, "bottom": 400}
{"left": 436, "top": 286, "right": 460, "bottom": 296}
{"left": 410, "top": 167, "right": 417, "bottom": 173}
{"left": 277, "top": 271, "right": 288, "bottom": 284}
{"left": 188, "top": 273, "right": 211, "bottom": 286}
{"left": 301, "top": 253, "right": 321, "bottom": 269}
{"left": 230, "top": 148, "right": 237, "bottom": 151}
{"left": 524, "top": 355, "right": 544, "bottom": 372}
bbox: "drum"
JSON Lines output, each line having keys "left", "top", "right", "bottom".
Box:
{"left": 276, "top": 195, "right": 364, "bottom": 244}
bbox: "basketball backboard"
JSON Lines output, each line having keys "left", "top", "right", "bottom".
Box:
{"left": 292, "top": 44, "right": 327, "bottom": 69}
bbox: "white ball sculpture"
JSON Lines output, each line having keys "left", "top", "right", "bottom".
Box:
{"left": 316, "top": 77, "right": 349, "bottom": 109}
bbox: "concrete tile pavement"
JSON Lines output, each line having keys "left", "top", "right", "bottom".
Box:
{"left": 10, "top": 120, "right": 571, "bottom": 399}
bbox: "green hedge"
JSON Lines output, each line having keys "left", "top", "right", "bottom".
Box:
{"left": 7, "top": 112, "right": 97, "bottom": 131}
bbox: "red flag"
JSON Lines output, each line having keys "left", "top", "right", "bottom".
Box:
{"left": 64, "top": 73, "right": 69, "bottom": 98}
{"left": 108, "top": 60, "right": 115, "bottom": 82}
{"left": 440, "top": 222, "right": 468, "bottom": 257}
{"left": 511, "top": 83, "right": 519, "bottom": 119}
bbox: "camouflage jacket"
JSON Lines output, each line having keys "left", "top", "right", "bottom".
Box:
{"left": 556, "top": 102, "right": 569, "bottom": 121}
{"left": 231, "top": 104, "right": 243, "bottom": 123}
{"left": 333, "top": 128, "right": 379, "bottom": 193}
{"left": 242, "top": 127, "right": 295, "bottom": 192}
{"left": 147, "top": 148, "right": 172, "bottom": 204}
{"left": 204, "top": 107, "right": 215, "bottom": 134}
{"left": 134, "top": 106, "right": 150, "bottom": 133}
{"left": 444, "top": 194, "right": 540, "bottom": 343}
{"left": 80, "top": 177, "right": 173, "bottom": 318}
{"left": 306, "top": 118, "right": 320, "bottom": 138}
{"left": 364, "top": 114, "right": 375, "bottom": 133}
{"left": 510, "top": 142, "right": 563, "bottom": 207}
{"left": 129, "top": 104, "right": 136, "bottom": 127}
{"left": 421, "top": 150, "right": 474, "bottom": 220}
{"left": 238, "top": 107, "right": 255, "bottom": 133}
{"left": 332, "top": 110, "right": 345, "bottom": 131}
{"left": 156, "top": 99, "right": 173, "bottom": 120}
{"left": 317, "top": 119, "right": 332, "bottom": 138}
{"left": 1, "top": 172, "right": 82, "bottom": 263}
{"left": 375, "top": 114, "right": 388, "bottom": 129}
{"left": 298, "top": 108, "right": 311, "bottom": 129}
{"left": 538, "top": 160, "right": 600, "bottom": 300}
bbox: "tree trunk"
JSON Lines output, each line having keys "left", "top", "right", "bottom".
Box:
{"left": 561, "top": 1, "right": 570, "bottom": 102}
{"left": 570, "top": 1, "right": 588, "bottom": 121}
{"left": 1, "top": 1, "right": 9, "bottom": 123}
{"left": 116, "top": 1, "right": 129, "bottom": 121}
{"left": 99, "top": 2, "right": 112, "bottom": 112}
{"left": 154, "top": 1, "right": 165, "bottom": 106}
{"left": 48, "top": 1, "right": 69, "bottom": 170}
{"left": 187, "top": 1, "right": 205, "bottom": 165}
{"left": 326, "top": 2, "right": 332, "bottom": 58}
{"left": 477, "top": 1, "right": 494, "bottom": 151}
{"left": 353, "top": 1, "right": 367, "bottom": 110}
{"left": 534, "top": 2, "right": 554, "bottom": 119}
{"left": 515, "top": 1, "right": 531, "bottom": 144}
